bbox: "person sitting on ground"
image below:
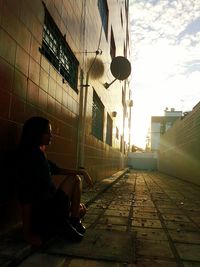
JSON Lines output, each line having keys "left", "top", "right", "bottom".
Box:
{"left": 16, "top": 116, "right": 93, "bottom": 246}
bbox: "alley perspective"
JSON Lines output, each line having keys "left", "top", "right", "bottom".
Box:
{"left": 1, "top": 170, "right": 200, "bottom": 266}
{"left": 0, "top": 0, "right": 200, "bottom": 267}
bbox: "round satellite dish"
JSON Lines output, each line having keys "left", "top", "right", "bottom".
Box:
{"left": 110, "top": 56, "right": 131, "bottom": 80}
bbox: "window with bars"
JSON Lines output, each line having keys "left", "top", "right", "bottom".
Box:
{"left": 92, "top": 91, "right": 104, "bottom": 141}
{"left": 40, "top": 7, "right": 79, "bottom": 92}
{"left": 106, "top": 113, "right": 113, "bottom": 146}
{"left": 98, "top": 0, "right": 109, "bottom": 40}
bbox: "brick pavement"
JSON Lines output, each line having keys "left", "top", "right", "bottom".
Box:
{"left": 8, "top": 171, "right": 200, "bottom": 266}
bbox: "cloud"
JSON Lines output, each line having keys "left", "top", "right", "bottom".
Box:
{"left": 130, "top": 0, "right": 200, "bottom": 44}
{"left": 129, "top": 0, "right": 200, "bottom": 86}
{"left": 184, "top": 59, "right": 200, "bottom": 74}
{"left": 129, "top": 0, "right": 200, "bottom": 147}
{"left": 178, "top": 17, "right": 200, "bottom": 39}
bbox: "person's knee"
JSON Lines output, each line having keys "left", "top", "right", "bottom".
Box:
{"left": 74, "top": 175, "right": 81, "bottom": 185}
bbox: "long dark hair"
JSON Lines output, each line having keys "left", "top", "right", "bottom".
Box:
{"left": 18, "top": 116, "right": 50, "bottom": 151}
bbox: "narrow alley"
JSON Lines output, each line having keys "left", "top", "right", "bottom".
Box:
{"left": 14, "top": 170, "right": 200, "bottom": 267}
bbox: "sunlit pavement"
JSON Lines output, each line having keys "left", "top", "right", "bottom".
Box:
{"left": 17, "top": 170, "right": 200, "bottom": 267}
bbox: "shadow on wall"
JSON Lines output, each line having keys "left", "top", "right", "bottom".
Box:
{"left": 0, "top": 120, "right": 22, "bottom": 232}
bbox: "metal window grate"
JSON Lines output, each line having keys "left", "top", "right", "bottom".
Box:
{"left": 40, "top": 7, "right": 79, "bottom": 92}
{"left": 92, "top": 91, "right": 104, "bottom": 141}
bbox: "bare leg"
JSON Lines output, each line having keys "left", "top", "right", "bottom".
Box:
{"left": 59, "top": 174, "right": 86, "bottom": 234}
{"left": 59, "top": 174, "right": 82, "bottom": 218}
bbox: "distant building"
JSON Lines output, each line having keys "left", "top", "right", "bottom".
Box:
{"left": 151, "top": 108, "right": 182, "bottom": 151}
{"left": 158, "top": 102, "right": 200, "bottom": 186}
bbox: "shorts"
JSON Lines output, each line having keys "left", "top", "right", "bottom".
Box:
{"left": 32, "top": 189, "right": 70, "bottom": 238}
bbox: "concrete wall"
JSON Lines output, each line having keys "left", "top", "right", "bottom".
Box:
{"left": 158, "top": 102, "right": 200, "bottom": 186}
{"left": 128, "top": 152, "right": 158, "bottom": 170}
{"left": 0, "top": 0, "right": 131, "bottom": 232}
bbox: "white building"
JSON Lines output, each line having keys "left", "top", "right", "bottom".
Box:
{"left": 151, "top": 108, "right": 182, "bottom": 151}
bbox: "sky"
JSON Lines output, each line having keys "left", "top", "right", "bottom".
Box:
{"left": 129, "top": 0, "right": 200, "bottom": 148}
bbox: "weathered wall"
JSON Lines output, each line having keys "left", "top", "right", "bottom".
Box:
{"left": 0, "top": 0, "right": 131, "bottom": 231}
{"left": 158, "top": 102, "right": 200, "bottom": 186}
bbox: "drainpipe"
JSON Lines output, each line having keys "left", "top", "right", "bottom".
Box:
{"left": 77, "top": 52, "right": 103, "bottom": 169}
{"left": 77, "top": 70, "right": 90, "bottom": 169}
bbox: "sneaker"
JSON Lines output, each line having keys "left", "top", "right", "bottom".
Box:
{"left": 70, "top": 218, "right": 86, "bottom": 234}
{"left": 60, "top": 220, "right": 83, "bottom": 242}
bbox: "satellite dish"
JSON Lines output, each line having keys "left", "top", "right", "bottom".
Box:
{"left": 110, "top": 56, "right": 131, "bottom": 80}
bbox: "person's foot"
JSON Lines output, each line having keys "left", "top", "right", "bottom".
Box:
{"left": 61, "top": 220, "right": 83, "bottom": 242}
{"left": 70, "top": 218, "right": 86, "bottom": 234}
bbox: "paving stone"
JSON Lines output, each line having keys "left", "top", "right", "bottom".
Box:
{"left": 82, "top": 214, "right": 100, "bottom": 224}
{"left": 111, "top": 200, "right": 132, "bottom": 205}
{"left": 158, "top": 209, "right": 185, "bottom": 216}
{"left": 132, "top": 218, "right": 162, "bottom": 228}
{"left": 93, "top": 200, "right": 110, "bottom": 206}
{"left": 0, "top": 255, "right": 13, "bottom": 267}
{"left": 133, "top": 201, "right": 155, "bottom": 207}
{"left": 133, "top": 207, "right": 157, "bottom": 213}
{"left": 153, "top": 200, "right": 173, "bottom": 205}
{"left": 162, "top": 214, "right": 190, "bottom": 222}
{"left": 185, "top": 210, "right": 200, "bottom": 216}
{"left": 44, "top": 229, "right": 135, "bottom": 263}
{"left": 98, "top": 216, "right": 128, "bottom": 225}
{"left": 168, "top": 230, "right": 200, "bottom": 244}
{"left": 137, "top": 239, "right": 174, "bottom": 259}
{"left": 130, "top": 259, "right": 178, "bottom": 267}
{"left": 134, "top": 196, "right": 151, "bottom": 201}
{"left": 132, "top": 227, "right": 168, "bottom": 241}
{"left": 94, "top": 224, "right": 127, "bottom": 232}
{"left": 156, "top": 204, "right": 178, "bottom": 209}
{"left": 179, "top": 205, "right": 199, "bottom": 211}
{"left": 67, "top": 258, "right": 122, "bottom": 267}
{"left": 17, "top": 253, "right": 66, "bottom": 267}
{"left": 86, "top": 208, "right": 105, "bottom": 215}
{"left": 104, "top": 209, "right": 129, "bottom": 217}
{"left": 164, "top": 221, "right": 199, "bottom": 231}
{"left": 132, "top": 211, "right": 159, "bottom": 220}
{"left": 175, "top": 243, "right": 200, "bottom": 261}
{"left": 183, "top": 261, "right": 200, "bottom": 267}
{"left": 108, "top": 204, "right": 131, "bottom": 211}
{"left": 88, "top": 203, "right": 107, "bottom": 210}
{"left": 189, "top": 216, "right": 200, "bottom": 225}
{"left": 0, "top": 228, "right": 32, "bottom": 266}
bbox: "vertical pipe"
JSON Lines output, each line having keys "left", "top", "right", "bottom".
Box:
{"left": 77, "top": 72, "right": 89, "bottom": 168}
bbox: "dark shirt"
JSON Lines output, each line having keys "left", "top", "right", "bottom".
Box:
{"left": 16, "top": 148, "right": 59, "bottom": 204}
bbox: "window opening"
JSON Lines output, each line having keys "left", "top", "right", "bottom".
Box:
{"left": 106, "top": 113, "right": 113, "bottom": 146}
{"left": 92, "top": 90, "right": 104, "bottom": 141}
{"left": 40, "top": 6, "right": 79, "bottom": 92}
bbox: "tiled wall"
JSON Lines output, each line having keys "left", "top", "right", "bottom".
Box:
{"left": 158, "top": 102, "right": 200, "bottom": 186}
{"left": 0, "top": 0, "right": 131, "bottom": 230}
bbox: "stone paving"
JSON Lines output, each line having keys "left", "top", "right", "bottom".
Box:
{"left": 7, "top": 171, "right": 200, "bottom": 266}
